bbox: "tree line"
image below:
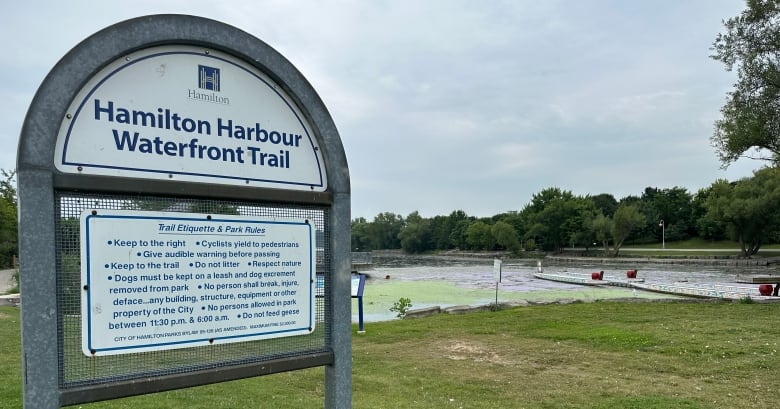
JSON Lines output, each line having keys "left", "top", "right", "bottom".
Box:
{"left": 351, "top": 167, "right": 780, "bottom": 257}
{"left": 0, "top": 167, "right": 778, "bottom": 268}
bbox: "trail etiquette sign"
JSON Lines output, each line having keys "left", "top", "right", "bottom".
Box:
{"left": 81, "top": 210, "right": 316, "bottom": 356}
{"left": 18, "top": 15, "right": 351, "bottom": 409}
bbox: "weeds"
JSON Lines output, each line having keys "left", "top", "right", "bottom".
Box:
{"left": 389, "top": 297, "right": 412, "bottom": 318}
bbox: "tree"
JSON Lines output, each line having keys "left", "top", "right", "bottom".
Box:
{"left": 590, "top": 193, "right": 618, "bottom": 217}
{"left": 450, "top": 219, "right": 471, "bottom": 250}
{"left": 711, "top": 0, "right": 780, "bottom": 166}
{"left": 351, "top": 217, "right": 372, "bottom": 251}
{"left": 521, "top": 188, "right": 597, "bottom": 252}
{"left": 704, "top": 168, "right": 780, "bottom": 256}
{"left": 525, "top": 187, "right": 573, "bottom": 213}
{"left": 0, "top": 169, "right": 18, "bottom": 268}
{"left": 398, "top": 211, "right": 432, "bottom": 253}
{"left": 465, "top": 221, "right": 495, "bottom": 250}
{"left": 636, "top": 186, "right": 695, "bottom": 243}
{"left": 428, "top": 215, "right": 451, "bottom": 250}
{"left": 426, "top": 210, "right": 472, "bottom": 250}
{"left": 369, "top": 212, "right": 404, "bottom": 249}
{"left": 521, "top": 188, "right": 574, "bottom": 252}
{"left": 491, "top": 221, "right": 521, "bottom": 253}
{"left": 591, "top": 213, "right": 613, "bottom": 253}
{"left": 611, "top": 204, "right": 645, "bottom": 256}
{"left": 692, "top": 186, "right": 728, "bottom": 241}
{"left": 495, "top": 211, "right": 524, "bottom": 240}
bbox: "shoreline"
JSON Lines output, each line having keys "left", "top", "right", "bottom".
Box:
{"left": 371, "top": 249, "right": 779, "bottom": 267}
{"left": 544, "top": 255, "right": 775, "bottom": 266}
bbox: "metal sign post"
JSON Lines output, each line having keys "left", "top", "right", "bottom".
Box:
{"left": 352, "top": 274, "right": 367, "bottom": 333}
{"left": 18, "top": 15, "right": 351, "bottom": 408}
{"left": 493, "top": 258, "right": 502, "bottom": 306}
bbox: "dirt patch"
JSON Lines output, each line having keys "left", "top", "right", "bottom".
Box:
{"left": 440, "top": 340, "right": 510, "bottom": 365}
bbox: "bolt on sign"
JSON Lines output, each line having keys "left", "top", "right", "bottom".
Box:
{"left": 18, "top": 15, "right": 351, "bottom": 409}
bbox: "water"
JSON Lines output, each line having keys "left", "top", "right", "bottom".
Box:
{"left": 371, "top": 255, "right": 772, "bottom": 288}
{"left": 351, "top": 255, "right": 777, "bottom": 323}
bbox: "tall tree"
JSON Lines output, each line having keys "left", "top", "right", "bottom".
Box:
{"left": 428, "top": 215, "right": 450, "bottom": 250}
{"left": 521, "top": 188, "right": 597, "bottom": 252}
{"left": 521, "top": 187, "right": 574, "bottom": 252}
{"left": 491, "top": 221, "right": 521, "bottom": 253}
{"left": 591, "top": 213, "right": 613, "bottom": 253}
{"left": 637, "top": 186, "right": 694, "bottom": 243}
{"left": 495, "top": 211, "right": 524, "bottom": 239}
{"left": 351, "top": 217, "right": 372, "bottom": 251}
{"left": 692, "top": 186, "right": 728, "bottom": 241}
{"left": 465, "top": 221, "right": 495, "bottom": 250}
{"left": 450, "top": 219, "right": 471, "bottom": 250}
{"left": 443, "top": 210, "right": 472, "bottom": 250}
{"left": 705, "top": 168, "right": 780, "bottom": 256}
{"left": 711, "top": 0, "right": 780, "bottom": 166}
{"left": 369, "top": 212, "right": 404, "bottom": 249}
{"left": 611, "top": 204, "right": 645, "bottom": 256}
{"left": 0, "top": 169, "right": 17, "bottom": 268}
{"left": 590, "top": 193, "right": 618, "bottom": 217}
{"left": 398, "top": 211, "right": 432, "bottom": 253}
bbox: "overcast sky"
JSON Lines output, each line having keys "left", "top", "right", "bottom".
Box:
{"left": 1, "top": 1, "right": 760, "bottom": 219}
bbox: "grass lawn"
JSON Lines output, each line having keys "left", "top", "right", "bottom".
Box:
{"left": 620, "top": 238, "right": 780, "bottom": 257}
{"left": 3, "top": 301, "right": 780, "bottom": 408}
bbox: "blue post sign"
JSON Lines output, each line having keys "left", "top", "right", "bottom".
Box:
{"left": 316, "top": 273, "right": 366, "bottom": 333}
{"left": 352, "top": 274, "right": 367, "bottom": 333}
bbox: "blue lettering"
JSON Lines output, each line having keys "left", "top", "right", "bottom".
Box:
{"left": 217, "top": 117, "right": 232, "bottom": 137}
{"left": 95, "top": 100, "right": 210, "bottom": 135}
{"left": 112, "top": 129, "right": 139, "bottom": 150}
{"left": 94, "top": 99, "right": 113, "bottom": 121}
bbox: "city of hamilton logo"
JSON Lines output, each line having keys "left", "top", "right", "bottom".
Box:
{"left": 198, "top": 65, "right": 220, "bottom": 91}
{"left": 189, "top": 65, "right": 229, "bottom": 104}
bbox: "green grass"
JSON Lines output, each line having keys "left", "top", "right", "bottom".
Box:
{"left": 3, "top": 301, "right": 780, "bottom": 408}
{"left": 618, "top": 238, "right": 780, "bottom": 257}
{"left": 649, "top": 238, "right": 744, "bottom": 249}
{"left": 0, "top": 309, "right": 21, "bottom": 406}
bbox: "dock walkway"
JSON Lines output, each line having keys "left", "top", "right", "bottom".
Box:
{"left": 534, "top": 271, "right": 778, "bottom": 301}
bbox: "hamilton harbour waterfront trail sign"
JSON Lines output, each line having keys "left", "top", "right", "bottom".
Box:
{"left": 54, "top": 44, "right": 326, "bottom": 190}
{"left": 17, "top": 15, "right": 351, "bottom": 408}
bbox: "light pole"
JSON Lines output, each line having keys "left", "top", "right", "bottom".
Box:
{"left": 659, "top": 219, "right": 665, "bottom": 249}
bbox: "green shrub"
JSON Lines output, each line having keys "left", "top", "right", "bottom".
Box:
{"left": 389, "top": 297, "right": 412, "bottom": 318}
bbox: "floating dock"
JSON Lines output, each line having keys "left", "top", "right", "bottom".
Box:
{"left": 534, "top": 271, "right": 777, "bottom": 301}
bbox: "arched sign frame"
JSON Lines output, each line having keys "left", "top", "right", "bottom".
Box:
{"left": 17, "top": 14, "right": 351, "bottom": 408}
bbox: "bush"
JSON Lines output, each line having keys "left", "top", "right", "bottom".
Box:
{"left": 389, "top": 297, "right": 412, "bottom": 319}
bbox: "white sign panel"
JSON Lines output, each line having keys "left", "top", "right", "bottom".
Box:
{"left": 80, "top": 210, "right": 316, "bottom": 356}
{"left": 493, "top": 258, "right": 502, "bottom": 283}
{"left": 350, "top": 275, "right": 361, "bottom": 297}
{"left": 55, "top": 45, "right": 326, "bottom": 191}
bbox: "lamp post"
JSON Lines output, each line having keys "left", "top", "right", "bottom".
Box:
{"left": 659, "top": 219, "right": 665, "bottom": 249}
